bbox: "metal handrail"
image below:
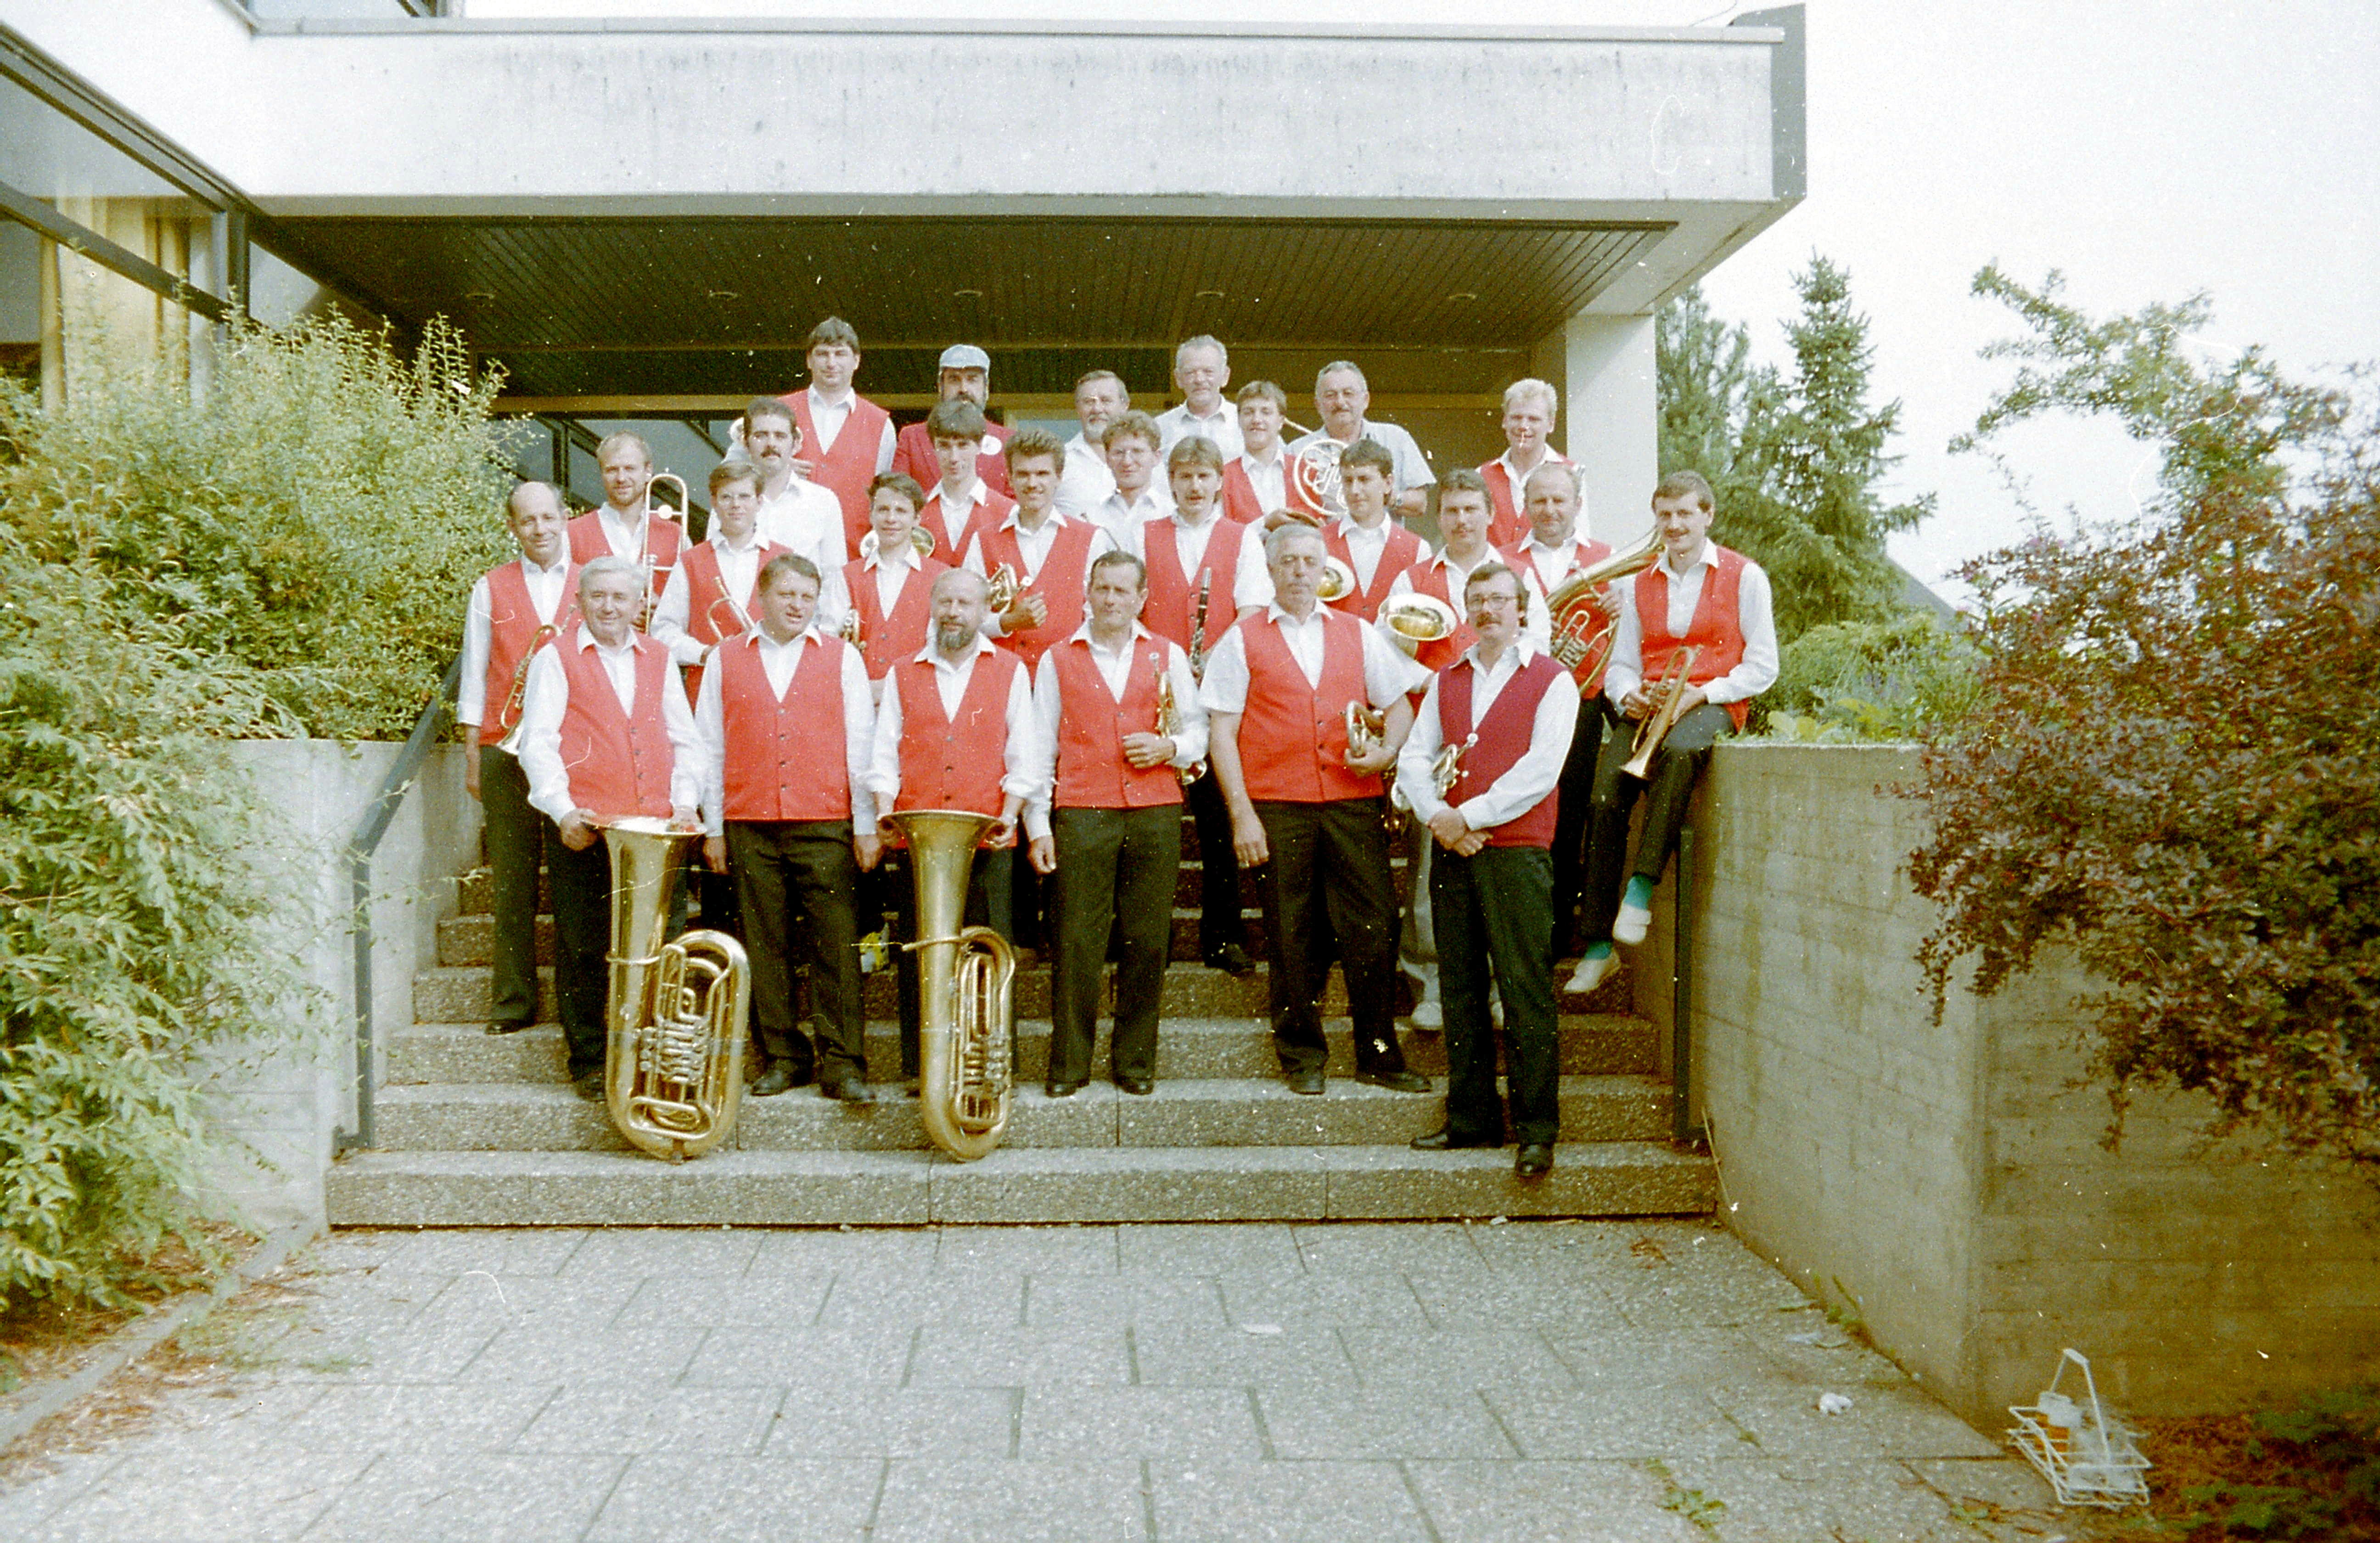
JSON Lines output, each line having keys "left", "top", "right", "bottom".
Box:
{"left": 334, "top": 657, "right": 461, "bottom": 1154}
{"left": 1673, "top": 823, "right": 1702, "bottom": 1144}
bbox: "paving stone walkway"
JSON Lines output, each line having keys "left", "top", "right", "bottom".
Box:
{"left": 0, "top": 1220, "right": 2071, "bottom": 1542}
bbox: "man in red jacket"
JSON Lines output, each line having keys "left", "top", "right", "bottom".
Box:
{"left": 514, "top": 557, "right": 703, "bottom": 1099}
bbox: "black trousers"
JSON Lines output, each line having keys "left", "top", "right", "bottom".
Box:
{"left": 1434, "top": 843, "right": 1560, "bottom": 1147}
{"left": 478, "top": 744, "right": 556, "bottom": 1030}
{"left": 726, "top": 820, "right": 865, "bottom": 1082}
{"left": 1183, "top": 768, "right": 1247, "bottom": 957}
{"left": 1580, "top": 701, "right": 1733, "bottom": 942}
{"left": 1251, "top": 797, "right": 1409, "bottom": 1078}
{"left": 887, "top": 842, "right": 1013, "bottom": 1079}
{"left": 1050, "top": 805, "right": 1181, "bottom": 1085}
{"left": 1550, "top": 693, "right": 1617, "bottom": 955}
{"left": 547, "top": 828, "right": 614, "bottom": 1081}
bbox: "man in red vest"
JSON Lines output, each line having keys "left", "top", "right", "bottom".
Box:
{"left": 915, "top": 398, "right": 1016, "bottom": 564}
{"left": 1201, "top": 523, "right": 1432, "bottom": 1096}
{"left": 779, "top": 317, "right": 896, "bottom": 558}
{"left": 458, "top": 481, "right": 578, "bottom": 1038}
{"left": 1134, "top": 435, "right": 1274, "bottom": 976}
{"left": 567, "top": 431, "right": 685, "bottom": 630}
{"left": 840, "top": 473, "right": 950, "bottom": 693}
{"left": 963, "top": 426, "right": 1116, "bottom": 671}
{"left": 867, "top": 567, "right": 1042, "bottom": 1079}
{"left": 892, "top": 344, "right": 1013, "bottom": 499}
{"left": 1024, "top": 550, "right": 1204, "bottom": 1098}
{"left": 1397, "top": 563, "right": 1578, "bottom": 1178}
{"left": 696, "top": 553, "right": 881, "bottom": 1104}
{"left": 1323, "top": 439, "right": 1430, "bottom": 625}
{"left": 1573, "top": 471, "right": 1778, "bottom": 995}
{"left": 1477, "top": 378, "right": 1574, "bottom": 550}
{"left": 649, "top": 460, "right": 787, "bottom": 704}
{"left": 515, "top": 557, "right": 703, "bottom": 1099}
{"left": 1221, "top": 380, "right": 1292, "bottom": 526}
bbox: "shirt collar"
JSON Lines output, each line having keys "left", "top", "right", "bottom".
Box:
{"left": 930, "top": 479, "right": 986, "bottom": 511}
{"left": 1241, "top": 445, "right": 1283, "bottom": 468}
{"left": 1661, "top": 542, "right": 1719, "bottom": 579}
{"left": 1002, "top": 507, "right": 1069, "bottom": 534}
{"left": 1499, "top": 445, "right": 1560, "bottom": 482}
{"left": 519, "top": 552, "right": 570, "bottom": 577}
{"left": 753, "top": 625, "right": 811, "bottom": 652}
{"left": 1069, "top": 619, "right": 1153, "bottom": 648}
{"left": 576, "top": 624, "right": 645, "bottom": 654}
{"left": 1432, "top": 545, "right": 1490, "bottom": 574}
{"left": 1336, "top": 514, "right": 1391, "bottom": 541}
{"left": 860, "top": 536, "right": 920, "bottom": 572}
{"left": 808, "top": 384, "right": 854, "bottom": 410}
{"left": 1264, "top": 601, "right": 1326, "bottom": 627}
{"left": 1464, "top": 637, "right": 1540, "bottom": 671}
{"left": 710, "top": 528, "right": 764, "bottom": 555}
{"left": 913, "top": 636, "right": 997, "bottom": 667}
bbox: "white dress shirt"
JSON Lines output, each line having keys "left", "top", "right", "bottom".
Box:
{"left": 1235, "top": 448, "right": 1288, "bottom": 516}
{"left": 1386, "top": 544, "right": 1496, "bottom": 607}
{"left": 962, "top": 512, "right": 1118, "bottom": 640}
{"left": 866, "top": 637, "right": 1046, "bottom": 814}
{"left": 1088, "top": 482, "right": 1174, "bottom": 548}
{"left": 1156, "top": 400, "right": 1246, "bottom": 460}
{"left": 1491, "top": 446, "right": 1575, "bottom": 514}
{"left": 920, "top": 476, "right": 998, "bottom": 557}
{"left": 856, "top": 540, "right": 931, "bottom": 619}
{"left": 1197, "top": 603, "right": 1427, "bottom": 716}
{"left": 1602, "top": 544, "right": 1780, "bottom": 712}
{"left": 1286, "top": 419, "right": 1437, "bottom": 492}
{"left": 803, "top": 384, "right": 897, "bottom": 471}
{"left": 517, "top": 626, "right": 702, "bottom": 822}
{"left": 756, "top": 475, "right": 848, "bottom": 572}
{"left": 456, "top": 553, "right": 573, "bottom": 729}
{"left": 693, "top": 626, "right": 877, "bottom": 835}
{"left": 650, "top": 529, "right": 769, "bottom": 666}
{"left": 1334, "top": 514, "right": 1428, "bottom": 595}
{"left": 1055, "top": 432, "right": 1118, "bottom": 518}
{"left": 1024, "top": 622, "right": 1207, "bottom": 840}
{"left": 590, "top": 504, "right": 663, "bottom": 563}
{"left": 1394, "top": 640, "right": 1577, "bottom": 830}
{"left": 1124, "top": 508, "right": 1275, "bottom": 615}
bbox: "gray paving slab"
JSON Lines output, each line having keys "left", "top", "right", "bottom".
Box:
{"left": 1131, "top": 1323, "right": 1359, "bottom": 1389}
{"left": 303, "top": 1452, "right": 627, "bottom": 1541}
{"left": 1148, "top": 1459, "right": 1437, "bottom": 1542}
{"left": 1292, "top": 1221, "right": 1487, "bottom": 1275}
{"left": 745, "top": 1225, "right": 937, "bottom": 1274}
{"left": 870, "top": 1457, "right": 1149, "bottom": 1543}
{"left": 25, "top": 1450, "right": 370, "bottom": 1543}
{"left": 1666, "top": 1453, "right": 1976, "bottom": 1543}
{"left": 507, "top": 1384, "right": 782, "bottom": 1455}
{"left": 811, "top": 1268, "right": 1026, "bottom": 1333}
{"left": 1023, "top": 1273, "right": 1228, "bottom": 1332}
{"left": 455, "top": 1321, "right": 705, "bottom": 1385}
{"left": 607, "top": 1270, "right": 833, "bottom": 1329}
{"left": 1341, "top": 1328, "right": 1584, "bottom": 1397}
{"left": 678, "top": 1324, "right": 913, "bottom": 1387}
{"left": 1254, "top": 1386, "right": 1517, "bottom": 1460}
{"left": 934, "top": 1224, "right": 1120, "bottom": 1275}
{"left": 1482, "top": 1385, "right": 1754, "bottom": 1461}
{"left": 759, "top": 1387, "right": 1017, "bottom": 1459}
{"left": 1403, "top": 1458, "right": 1708, "bottom": 1543}
{"left": 561, "top": 1226, "right": 763, "bottom": 1278}
{"left": 585, "top": 1456, "right": 876, "bottom": 1543}
{"left": 1214, "top": 1271, "right": 1432, "bottom": 1331}
{"left": 1117, "top": 1221, "right": 1305, "bottom": 1276}
{"left": 266, "top": 1381, "right": 556, "bottom": 1452}
{"left": 1016, "top": 1387, "right": 1265, "bottom": 1459}
{"left": 906, "top": 1324, "right": 1134, "bottom": 1387}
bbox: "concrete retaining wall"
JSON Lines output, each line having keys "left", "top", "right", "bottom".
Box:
{"left": 202, "top": 740, "right": 477, "bottom": 1232}
{"left": 1677, "top": 743, "right": 2380, "bottom": 1425}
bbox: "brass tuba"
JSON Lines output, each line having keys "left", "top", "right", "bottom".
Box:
{"left": 601, "top": 817, "right": 752, "bottom": 1162}
{"left": 1621, "top": 645, "right": 1701, "bottom": 781}
{"left": 1544, "top": 527, "right": 1663, "bottom": 689}
{"left": 889, "top": 810, "right": 1017, "bottom": 1161}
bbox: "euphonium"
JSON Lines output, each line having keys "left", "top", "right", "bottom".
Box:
{"left": 889, "top": 809, "right": 1017, "bottom": 1161}
{"left": 1314, "top": 555, "right": 1359, "bottom": 605}
{"left": 601, "top": 817, "right": 751, "bottom": 1162}
{"left": 1545, "top": 527, "right": 1663, "bottom": 687}
{"left": 1155, "top": 657, "right": 1204, "bottom": 787}
{"left": 1621, "top": 645, "right": 1702, "bottom": 781}
{"left": 1379, "top": 592, "right": 1458, "bottom": 644}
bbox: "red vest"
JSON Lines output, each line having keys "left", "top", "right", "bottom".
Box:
{"left": 1501, "top": 535, "right": 1617, "bottom": 696}
{"left": 918, "top": 485, "right": 1014, "bottom": 566}
{"left": 782, "top": 389, "right": 893, "bottom": 556}
{"left": 1050, "top": 635, "right": 1184, "bottom": 811}
{"left": 894, "top": 419, "right": 1013, "bottom": 500}
{"left": 1322, "top": 522, "right": 1424, "bottom": 624}
{"left": 1398, "top": 556, "right": 1480, "bottom": 678}
{"left": 1438, "top": 652, "right": 1563, "bottom": 848}
{"left": 1233, "top": 610, "right": 1380, "bottom": 804}
{"left": 843, "top": 555, "right": 949, "bottom": 680}
{"left": 676, "top": 537, "right": 789, "bottom": 701}
{"left": 892, "top": 647, "right": 1023, "bottom": 843}
{"left": 975, "top": 517, "right": 1097, "bottom": 670}
{"left": 555, "top": 636, "right": 677, "bottom": 820}
{"left": 478, "top": 559, "right": 580, "bottom": 747}
{"left": 716, "top": 633, "right": 853, "bottom": 824}
{"left": 1636, "top": 546, "right": 1753, "bottom": 730}
{"left": 567, "top": 510, "right": 684, "bottom": 624}
{"left": 1221, "top": 459, "right": 1267, "bottom": 525}
{"left": 1479, "top": 453, "right": 1573, "bottom": 552}
{"left": 1142, "top": 514, "right": 1246, "bottom": 662}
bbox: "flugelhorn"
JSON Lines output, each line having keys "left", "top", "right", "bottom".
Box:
{"left": 1545, "top": 527, "right": 1662, "bottom": 688}
{"left": 1379, "top": 591, "right": 1458, "bottom": 643}
{"left": 1314, "top": 554, "right": 1359, "bottom": 605}
{"left": 1155, "top": 656, "right": 1204, "bottom": 787}
{"left": 1621, "top": 645, "right": 1701, "bottom": 781}
{"left": 888, "top": 809, "right": 1017, "bottom": 1162}
{"left": 601, "top": 817, "right": 751, "bottom": 1162}
{"left": 703, "top": 588, "right": 754, "bottom": 644}
{"left": 1429, "top": 732, "right": 1478, "bottom": 798}
{"left": 490, "top": 621, "right": 561, "bottom": 756}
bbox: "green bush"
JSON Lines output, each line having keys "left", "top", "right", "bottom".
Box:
{"left": 2, "top": 314, "right": 519, "bottom": 738}
{"left": 1757, "top": 613, "right": 1982, "bottom": 742}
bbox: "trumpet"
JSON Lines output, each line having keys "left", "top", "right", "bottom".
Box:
{"left": 1315, "top": 554, "right": 1359, "bottom": 605}
{"left": 1545, "top": 527, "right": 1662, "bottom": 688}
{"left": 490, "top": 621, "right": 561, "bottom": 756}
{"left": 1155, "top": 656, "right": 1204, "bottom": 787}
{"left": 1379, "top": 591, "right": 1458, "bottom": 644}
{"left": 1621, "top": 645, "right": 1701, "bottom": 781}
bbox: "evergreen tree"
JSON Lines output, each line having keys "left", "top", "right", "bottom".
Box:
{"left": 1656, "top": 258, "right": 1933, "bottom": 639}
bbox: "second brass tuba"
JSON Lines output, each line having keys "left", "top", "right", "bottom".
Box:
{"left": 601, "top": 818, "right": 752, "bottom": 1162}
{"left": 889, "top": 809, "right": 1018, "bottom": 1161}
{"left": 1545, "top": 526, "right": 1663, "bottom": 688}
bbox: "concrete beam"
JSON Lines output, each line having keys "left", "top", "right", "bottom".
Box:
{"left": 1535, "top": 311, "right": 1658, "bottom": 542}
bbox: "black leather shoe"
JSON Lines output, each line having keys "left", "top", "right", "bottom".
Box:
{"left": 820, "top": 1076, "right": 875, "bottom": 1105}
{"left": 1114, "top": 1075, "right": 1154, "bottom": 1096}
{"left": 750, "top": 1064, "right": 798, "bottom": 1098}
{"left": 485, "top": 1020, "right": 533, "bottom": 1037}
{"left": 1358, "top": 1069, "right": 1433, "bottom": 1094}
{"left": 1207, "top": 943, "right": 1255, "bottom": 978}
{"left": 1285, "top": 1066, "right": 1326, "bottom": 1095}
{"left": 570, "top": 1071, "right": 605, "bottom": 1102}
{"left": 1410, "top": 1127, "right": 1500, "bottom": 1151}
{"left": 1515, "top": 1143, "right": 1554, "bottom": 1179}
{"left": 1044, "top": 1078, "right": 1086, "bottom": 1098}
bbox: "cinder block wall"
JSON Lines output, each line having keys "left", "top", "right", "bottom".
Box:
{"left": 1685, "top": 743, "right": 2380, "bottom": 1425}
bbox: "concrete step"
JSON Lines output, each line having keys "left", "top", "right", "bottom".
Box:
{"left": 370, "top": 1074, "right": 1671, "bottom": 1153}
{"left": 388, "top": 1013, "right": 1659, "bottom": 1086}
{"left": 411, "top": 961, "right": 1637, "bottom": 1030}
{"left": 326, "top": 1140, "right": 1715, "bottom": 1226}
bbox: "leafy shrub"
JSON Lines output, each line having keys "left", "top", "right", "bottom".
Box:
{"left": 1758, "top": 613, "right": 1981, "bottom": 742}
{"left": 0, "top": 314, "right": 518, "bottom": 738}
{"left": 1909, "top": 269, "right": 2379, "bottom": 1173}
{"left": 2171, "top": 1386, "right": 2380, "bottom": 1538}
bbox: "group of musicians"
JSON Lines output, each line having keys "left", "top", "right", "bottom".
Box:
{"left": 454, "top": 320, "right": 1777, "bottom": 1179}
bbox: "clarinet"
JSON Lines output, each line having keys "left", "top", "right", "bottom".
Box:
{"left": 1190, "top": 569, "right": 1212, "bottom": 675}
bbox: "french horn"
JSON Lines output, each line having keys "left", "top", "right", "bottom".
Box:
{"left": 1315, "top": 554, "right": 1359, "bottom": 605}
{"left": 1287, "top": 441, "right": 1346, "bottom": 518}
{"left": 601, "top": 817, "right": 751, "bottom": 1162}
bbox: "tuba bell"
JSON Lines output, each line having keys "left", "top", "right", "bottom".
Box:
{"left": 1545, "top": 527, "right": 1663, "bottom": 690}
{"left": 601, "top": 817, "right": 752, "bottom": 1162}
{"left": 888, "top": 810, "right": 1017, "bottom": 1161}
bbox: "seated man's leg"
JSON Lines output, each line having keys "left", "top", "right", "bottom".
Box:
{"left": 1577, "top": 712, "right": 1645, "bottom": 948}
{"left": 1631, "top": 703, "right": 1733, "bottom": 893}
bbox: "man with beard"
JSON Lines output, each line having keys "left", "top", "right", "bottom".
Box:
{"left": 892, "top": 343, "right": 1012, "bottom": 498}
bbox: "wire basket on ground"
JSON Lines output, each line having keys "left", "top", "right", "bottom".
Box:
{"left": 2007, "top": 1348, "right": 2152, "bottom": 1509}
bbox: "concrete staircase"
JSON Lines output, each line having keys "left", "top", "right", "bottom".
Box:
{"left": 327, "top": 824, "right": 1713, "bottom": 1226}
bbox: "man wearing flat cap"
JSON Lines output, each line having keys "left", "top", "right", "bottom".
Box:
{"left": 894, "top": 343, "right": 1014, "bottom": 500}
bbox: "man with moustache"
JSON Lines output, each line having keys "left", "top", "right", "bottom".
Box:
{"left": 743, "top": 396, "right": 850, "bottom": 574}
{"left": 892, "top": 343, "right": 1013, "bottom": 499}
